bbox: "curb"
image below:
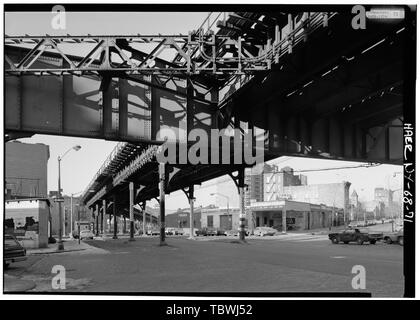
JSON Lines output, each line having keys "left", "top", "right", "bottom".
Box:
{"left": 28, "top": 248, "right": 86, "bottom": 255}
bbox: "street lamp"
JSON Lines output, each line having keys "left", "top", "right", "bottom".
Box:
{"left": 57, "top": 145, "right": 81, "bottom": 251}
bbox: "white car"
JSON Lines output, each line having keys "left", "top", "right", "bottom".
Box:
{"left": 79, "top": 230, "right": 94, "bottom": 240}
{"left": 253, "top": 227, "right": 277, "bottom": 237}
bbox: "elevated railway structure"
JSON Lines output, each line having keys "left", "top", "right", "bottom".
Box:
{"left": 5, "top": 8, "right": 409, "bottom": 243}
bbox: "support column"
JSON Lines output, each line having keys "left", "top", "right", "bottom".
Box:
{"left": 95, "top": 203, "right": 100, "bottom": 236}
{"left": 188, "top": 186, "right": 195, "bottom": 240}
{"left": 109, "top": 211, "right": 112, "bottom": 233}
{"left": 102, "top": 199, "right": 107, "bottom": 237}
{"left": 129, "top": 182, "right": 135, "bottom": 241}
{"left": 142, "top": 201, "right": 146, "bottom": 236}
{"left": 238, "top": 169, "right": 246, "bottom": 241}
{"left": 282, "top": 207, "right": 287, "bottom": 234}
{"left": 113, "top": 195, "right": 118, "bottom": 239}
{"left": 159, "top": 163, "right": 167, "bottom": 246}
{"left": 90, "top": 207, "right": 94, "bottom": 235}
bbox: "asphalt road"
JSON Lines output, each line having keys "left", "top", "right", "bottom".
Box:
{"left": 5, "top": 235, "right": 403, "bottom": 297}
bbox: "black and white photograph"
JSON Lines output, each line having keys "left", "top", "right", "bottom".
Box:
{"left": 1, "top": 2, "right": 416, "bottom": 304}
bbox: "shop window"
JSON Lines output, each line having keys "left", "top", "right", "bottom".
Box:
{"left": 256, "top": 217, "right": 260, "bottom": 227}
{"left": 263, "top": 217, "right": 268, "bottom": 226}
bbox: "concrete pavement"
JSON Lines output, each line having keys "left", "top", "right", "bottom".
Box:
{"left": 3, "top": 235, "right": 403, "bottom": 296}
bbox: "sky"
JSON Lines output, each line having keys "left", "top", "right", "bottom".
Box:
{"left": 4, "top": 10, "right": 404, "bottom": 210}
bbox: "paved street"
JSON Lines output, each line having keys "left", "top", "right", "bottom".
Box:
{"left": 4, "top": 232, "right": 403, "bottom": 297}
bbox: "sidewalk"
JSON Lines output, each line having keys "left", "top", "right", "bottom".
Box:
{"left": 4, "top": 275, "right": 36, "bottom": 292}
{"left": 290, "top": 226, "right": 343, "bottom": 236}
{"left": 27, "top": 239, "right": 109, "bottom": 255}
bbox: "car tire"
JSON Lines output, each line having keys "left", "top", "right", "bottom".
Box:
{"left": 398, "top": 237, "right": 404, "bottom": 246}
{"left": 331, "top": 237, "right": 339, "bottom": 244}
{"left": 370, "top": 240, "right": 376, "bottom": 245}
{"left": 385, "top": 237, "right": 393, "bottom": 244}
{"left": 357, "top": 238, "right": 364, "bottom": 245}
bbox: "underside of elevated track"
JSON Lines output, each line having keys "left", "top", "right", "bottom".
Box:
{"left": 4, "top": 7, "right": 413, "bottom": 243}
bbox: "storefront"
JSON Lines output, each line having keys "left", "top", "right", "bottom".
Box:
{"left": 250, "top": 200, "right": 343, "bottom": 231}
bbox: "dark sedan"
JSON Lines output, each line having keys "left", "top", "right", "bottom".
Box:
{"left": 4, "top": 234, "right": 27, "bottom": 269}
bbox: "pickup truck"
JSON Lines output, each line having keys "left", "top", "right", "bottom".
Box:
{"left": 329, "top": 228, "right": 383, "bottom": 245}
{"left": 383, "top": 228, "right": 404, "bottom": 246}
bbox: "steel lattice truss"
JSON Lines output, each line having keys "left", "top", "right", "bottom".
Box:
{"left": 5, "top": 12, "right": 331, "bottom": 76}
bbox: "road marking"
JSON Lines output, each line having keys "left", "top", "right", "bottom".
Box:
{"left": 331, "top": 256, "right": 347, "bottom": 259}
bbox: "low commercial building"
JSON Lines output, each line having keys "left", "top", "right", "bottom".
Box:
{"left": 200, "top": 207, "right": 241, "bottom": 230}
{"left": 5, "top": 198, "right": 50, "bottom": 248}
{"left": 250, "top": 200, "right": 344, "bottom": 231}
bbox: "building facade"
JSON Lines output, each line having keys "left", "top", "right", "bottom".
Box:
{"left": 5, "top": 141, "right": 50, "bottom": 199}
{"left": 200, "top": 207, "right": 241, "bottom": 231}
{"left": 264, "top": 166, "right": 308, "bottom": 202}
{"left": 250, "top": 200, "right": 344, "bottom": 231}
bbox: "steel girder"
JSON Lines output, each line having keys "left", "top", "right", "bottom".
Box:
{"left": 5, "top": 12, "right": 331, "bottom": 77}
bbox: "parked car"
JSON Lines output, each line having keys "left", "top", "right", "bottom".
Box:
{"left": 165, "top": 228, "right": 176, "bottom": 235}
{"left": 174, "top": 228, "right": 184, "bottom": 236}
{"left": 348, "top": 221, "right": 359, "bottom": 228}
{"left": 78, "top": 230, "right": 94, "bottom": 240}
{"left": 383, "top": 228, "right": 404, "bottom": 246}
{"left": 194, "top": 227, "right": 217, "bottom": 236}
{"left": 225, "top": 229, "right": 238, "bottom": 237}
{"left": 253, "top": 227, "right": 277, "bottom": 237}
{"left": 147, "top": 228, "right": 160, "bottom": 236}
{"left": 4, "top": 234, "right": 27, "bottom": 269}
{"left": 329, "top": 228, "right": 383, "bottom": 245}
{"left": 223, "top": 228, "right": 250, "bottom": 236}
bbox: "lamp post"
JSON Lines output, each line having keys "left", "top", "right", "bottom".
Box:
{"left": 57, "top": 145, "right": 81, "bottom": 251}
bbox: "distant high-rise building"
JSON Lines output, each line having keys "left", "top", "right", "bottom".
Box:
{"left": 264, "top": 165, "right": 308, "bottom": 201}
{"left": 374, "top": 187, "right": 392, "bottom": 207}
{"left": 245, "top": 164, "right": 273, "bottom": 206}
{"left": 350, "top": 190, "right": 359, "bottom": 207}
